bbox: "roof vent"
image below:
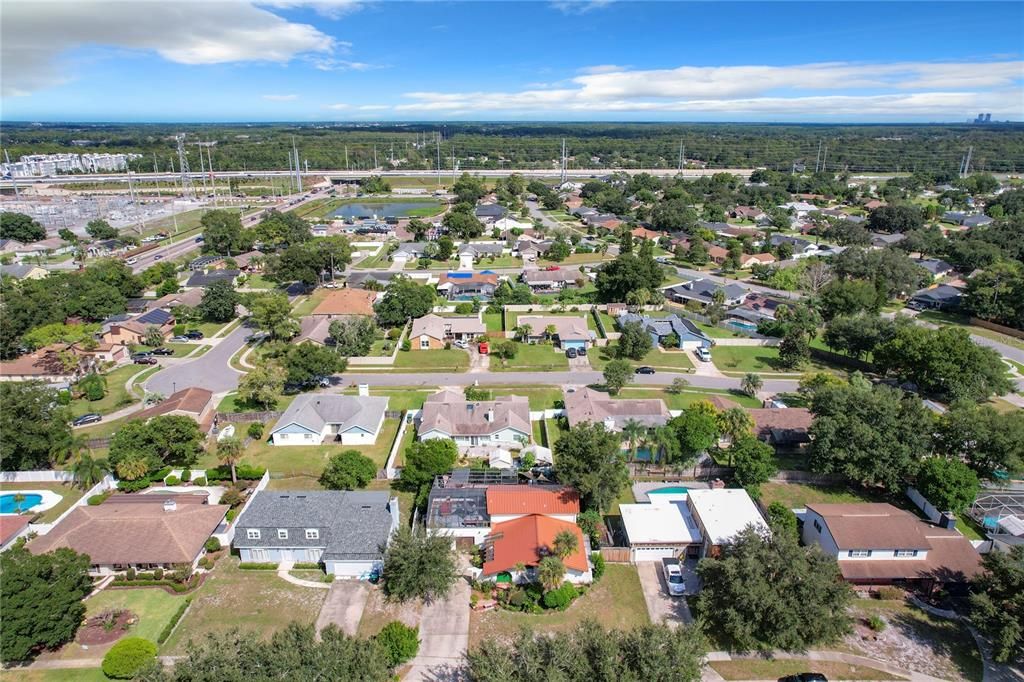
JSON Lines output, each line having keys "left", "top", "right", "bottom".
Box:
{"left": 163, "top": 499, "right": 177, "bottom": 513}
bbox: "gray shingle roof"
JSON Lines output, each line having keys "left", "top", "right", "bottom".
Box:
{"left": 235, "top": 490, "right": 395, "bottom": 560}
{"left": 185, "top": 269, "right": 239, "bottom": 287}
{"left": 272, "top": 394, "right": 389, "bottom": 437}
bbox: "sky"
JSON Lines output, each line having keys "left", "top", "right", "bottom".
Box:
{"left": 1, "top": 0, "right": 1022, "bottom": 123}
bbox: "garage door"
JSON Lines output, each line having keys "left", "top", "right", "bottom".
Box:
{"left": 632, "top": 546, "right": 681, "bottom": 562}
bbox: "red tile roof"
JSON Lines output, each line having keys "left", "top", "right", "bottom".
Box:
{"left": 483, "top": 514, "right": 589, "bottom": 575}
{"left": 311, "top": 289, "right": 377, "bottom": 316}
{"left": 0, "top": 515, "right": 31, "bottom": 546}
{"left": 486, "top": 486, "right": 580, "bottom": 516}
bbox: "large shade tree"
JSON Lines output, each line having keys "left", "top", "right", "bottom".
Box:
{"left": 553, "top": 422, "right": 629, "bottom": 513}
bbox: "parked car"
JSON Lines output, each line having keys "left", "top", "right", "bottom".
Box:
{"left": 478, "top": 341, "right": 489, "bottom": 354}
{"left": 566, "top": 347, "right": 578, "bottom": 359}
{"left": 544, "top": 265, "right": 560, "bottom": 271}
{"left": 131, "top": 351, "right": 151, "bottom": 359}
{"left": 125, "top": 257, "right": 138, "bottom": 265}
{"left": 635, "top": 366, "right": 656, "bottom": 374}
{"left": 150, "top": 347, "right": 174, "bottom": 356}
{"left": 664, "top": 561, "right": 686, "bottom": 597}
{"left": 577, "top": 346, "right": 587, "bottom": 356}
{"left": 134, "top": 356, "right": 158, "bottom": 365}
{"left": 694, "top": 347, "right": 712, "bottom": 362}
{"left": 195, "top": 235, "right": 205, "bottom": 243}
{"left": 170, "top": 335, "right": 190, "bottom": 343}
{"left": 779, "top": 674, "right": 828, "bottom": 682}
{"left": 72, "top": 413, "right": 102, "bottom": 427}
{"left": 184, "top": 330, "right": 204, "bottom": 340}
{"left": 454, "top": 339, "right": 468, "bottom": 349}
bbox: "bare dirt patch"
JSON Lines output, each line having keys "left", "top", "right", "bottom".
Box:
{"left": 76, "top": 610, "right": 136, "bottom": 646}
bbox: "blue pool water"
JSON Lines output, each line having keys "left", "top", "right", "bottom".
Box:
{"left": 726, "top": 319, "right": 758, "bottom": 332}
{"left": 634, "top": 447, "right": 655, "bottom": 462}
{"left": 649, "top": 486, "right": 689, "bottom": 496}
{"left": 0, "top": 493, "right": 43, "bottom": 514}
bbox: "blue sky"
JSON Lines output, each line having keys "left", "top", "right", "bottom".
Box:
{"left": 1, "top": 1, "right": 1022, "bottom": 122}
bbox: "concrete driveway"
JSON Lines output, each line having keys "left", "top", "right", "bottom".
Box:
{"left": 637, "top": 561, "right": 693, "bottom": 629}
{"left": 404, "top": 578, "right": 471, "bottom": 682}
{"left": 315, "top": 580, "right": 370, "bottom": 637}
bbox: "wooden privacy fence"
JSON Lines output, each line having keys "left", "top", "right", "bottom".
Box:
{"left": 600, "top": 547, "right": 631, "bottom": 564}
{"left": 214, "top": 411, "right": 282, "bottom": 424}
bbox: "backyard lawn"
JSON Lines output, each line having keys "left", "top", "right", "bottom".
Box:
{"left": 338, "top": 387, "right": 433, "bottom": 411}
{"left": 917, "top": 310, "right": 1024, "bottom": 351}
{"left": 614, "top": 387, "right": 761, "bottom": 409}
{"left": 468, "top": 565, "right": 649, "bottom": 648}
{"left": 68, "top": 364, "right": 155, "bottom": 418}
{"left": 711, "top": 345, "right": 835, "bottom": 375}
{"left": 392, "top": 349, "right": 469, "bottom": 372}
{"left": 589, "top": 346, "right": 694, "bottom": 372}
{"left": 483, "top": 311, "right": 503, "bottom": 333}
{"left": 163, "top": 557, "right": 328, "bottom": 655}
{"left": 505, "top": 310, "right": 600, "bottom": 334}
{"left": 490, "top": 342, "right": 569, "bottom": 372}
{"left": 194, "top": 418, "right": 402, "bottom": 474}
{"left": 758, "top": 482, "right": 879, "bottom": 510}
{"left": 0, "top": 481, "right": 84, "bottom": 523}
{"left": 216, "top": 391, "right": 298, "bottom": 414}
{"left": 12, "top": 670, "right": 109, "bottom": 682}
{"left": 544, "top": 418, "right": 565, "bottom": 448}
{"left": 710, "top": 660, "right": 900, "bottom": 681}
{"left": 90, "top": 588, "right": 187, "bottom": 646}
{"left": 290, "top": 289, "right": 328, "bottom": 318}
{"left": 476, "top": 385, "right": 565, "bottom": 410}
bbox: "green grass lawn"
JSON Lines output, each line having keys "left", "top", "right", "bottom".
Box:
{"left": 215, "top": 391, "right": 298, "bottom": 414}
{"left": 195, "top": 417, "right": 402, "bottom": 474}
{"left": 242, "top": 274, "right": 280, "bottom": 290}
{"left": 490, "top": 342, "right": 569, "bottom": 372}
{"left": 392, "top": 349, "right": 469, "bottom": 372}
{"left": 545, "top": 418, "right": 566, "bottom": 448}
{"left": 483, "top": 311, "right": 503, "bottom": 333}
{"left": 476, "top": 385, "right": 565, "bottom": 410}
{"left": 468, "top": 565, "right": 649, "bottom": 648}
{"left": 710, "top": 660, "right": 900, "bottom": 681}
{"left": 290, "top": 289, "right": 328, "bottom": 318}
{"left": 917, "top": 310, "right": 1024, "bottom": 351}
{"left": 338, "top": 387, "right": 434, "bottom": 411}
{"left": 532, "top": 420, "right": 545, "bottom": 446}
{"left": 711, "top": 345, "right": 836, "bottom": 375}
{"left": 185, "top": 320, "right": 232, "bottom": 338}
{"left": 589, "top": 345, "right": 694, "bottom": 372}
{"left": 89, "top": 587, "right": 187, "bottom": 645}
{"left": 13, "top": 670, "right": 110, "bottom": 682}
{"left": 68, "top": 364, "right": 151, "bottom": 417}
{"left": 759, "top": 482, "right": 881, "bottom": 510}
{"left": 0, "top": 481, "right": 84, "bottom": 523}
{"left": 537, "top": 252, "right": 610, "bottom": 267}
{"left": 163, "top": 556, "right": 328, "bottom": 655}
{"left": 615, "top": 387, "right": 761, "bottom": 409}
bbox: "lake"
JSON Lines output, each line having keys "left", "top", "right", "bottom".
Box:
{"left": 329, "top": 201, "right": 440, "bottom": 220}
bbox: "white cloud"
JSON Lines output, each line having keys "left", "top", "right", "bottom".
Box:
{"left": 394, "top": 60, "right": 1024, "bottom": 117}
{"left": 550, "top": 0, "right": 614, "bottom": 15}
{"left": 308, "top": 57, "right": 381, "bottom": 71}
{"left": 1, "top": 0, "right": 337, "bottom": 96}
{"left": 325, "top": 103, "right": 351, "bottom": 109}
{"left": 577, "top": 64, "right": 630, "bottom": 75}
{"left": 257, "top": 0, "right": 361, "bottom": 19}
{"left": 357, "top": 104, "right": 389, "bottom": 110}
{"left": 262, "top": 94, "right": 299, "bottom": 101}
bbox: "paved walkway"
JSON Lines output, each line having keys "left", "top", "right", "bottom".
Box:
{"left": 404, "top": 577, "right": 471, "bottom": 682}
{"left": 314, "top": 580, "right": 370, "bottom": 636}
{"left": 276, "top": 561, "right": 330, "bottom": 590}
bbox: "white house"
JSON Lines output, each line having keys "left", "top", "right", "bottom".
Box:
{"left": 269, "top": 394, "right": 389, "bottom": 446}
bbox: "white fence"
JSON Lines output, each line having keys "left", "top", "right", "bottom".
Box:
{"left": 906, "top": 486, "right": 944, "bottom": 524}
{"left": 26, "top": 474, "right": 117, "bottom": 536}
{"left": 0, "top": 470, "right": 76, "bottom": 483}
{"left": 712, "top": 337, "right": 779, "bottom": 347}
{"left": 529, "top": 409, "right": 565, "bottom": 421}
{"left": 385, "top": 410, "right": 417, "bottom": 479}
{"left": 220, "top": 470, "right": 270, "bottom": 545}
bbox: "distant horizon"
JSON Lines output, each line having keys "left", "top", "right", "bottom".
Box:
{"left": 3, "top": 119, "right": 1022, "bottom": 127}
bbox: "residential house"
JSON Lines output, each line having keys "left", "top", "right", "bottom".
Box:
{"left": 87, "top": 239, "right": 127, "bottom": 258}
{"left": 492, "top": 216, "right": 533, "bottom": 234}
{"left": 184, "top": 269, "right": 240, "bottom": 289}
{"left": 0, "top": 263, "right": 48, "bottom": 280}
{"left": 482, "top": 514, "right": 591, "bottom": 585}
{"left": 148, "top": 288, "right": 205, "bottom": 311}
{"left": 458, "top": 243, "right": 505, "bottom": 269}
{"left": 729, "top": 294, "right": 785, "bottom": 324}
{"left": 0, "top": 343, "right": 96, "bottom": 383}
{"left": 738, "top": 252, "right": 776, "bottom": 269}
{"left": 234, "top": 490, "right": 399, "bottom": 578}
{"left": 15, "top": 237, "right": 73, "bottom": 259}
{"left": 101, "top": 308, "right": 175, "bottom": 346}
{"left": 516, "top": 315, "right": 595, "bottom": 350}
{"left": 914, "top": 258, "right": 955, "bottom": 280}
{"left": 346, "top": 272, "right": 394, "bottom": 290}
{"left": 943, "top": 211, "right": 993, "bottom": 228}
{"left": 962, "top": 214, "right": 994, "bottom": 229}
{"left": 665, "top": 279, "right": 749, "bottom": 307}
{"left": 870, "top": 232, "right": 906, "bottom": 248}
{"left": 706, "top": 244, "right": 729, "bottom": 265}
{"left": 779, "top": 201, "right": 820, "bottom": 217}
{"left": 908, "top": 284, "right": 963, "bottom": 312}
{"left": 717, "top": 226, "right": 765, "bottom": 242}
{"left": 769, "top": 234, "right": 819, "bottom": 258}
{"left": 310, "top": 289, "right": 377, "bottom": 319}
{"left": 731, "top": 205, "right": 766, "bottom": 221}
{"left": 410, "top": 314, "right": 486, "bottom": 349}
{"left": 620, "top": 488, "right": 768, "bottom": 561}
{"left": 436, "top": 272, "right": 499, "bottom": 301}
{"left": 391, "top": 242, "right": 430, "bottom": 264}
{"left": 0, "top": 515, "right": 32, "bottom": 552}
{"left": 418, "top": 389, "right": 531, "bottom": 447}
{"left": 474, "top": 204, "right": 508, "bottom": 223}
{"left": 28, "top": 494, "right": 227, "bottom": 576}
{"left": 863, "top": 199, "right": 885, "bottom": 211}
{"left": 631, "top": 226, "right": 662, "bottom": 241}
{"left": 516, "top": 240, "right": 553, "bottom": 260}
{"left": 424, "top": 470, "right": 522, "bottom": 543}
{"left": 563, "top": 387, "right": 670, "bottom": 433}
{"left": 802, "top": 503, "right": 981, "bottom": 592}
{"left": 586, "top": 214, "right": 623, "bottom": 230}
{"left": 748, "top": 407, "right": 814, "bottom": 449}
{"left": 521, "top": 268, "right": 583, "bottom": 292}
{"left": 234, "top": 250, "right": 265, "bottom": 271}
{"left": 570, "top": 206, "right": 599, "bottom": 220}
{"left": 0, "top": 239, "right": 25, "bottom": 256}
{"left": 135, "top": 387, "right": 215, "bottom": 428}
{"left": 697, "top": 221, "right": 731, "bottom": 233}
{"left": 269, "top": 394, "right": 389, "bottom": 446}
{"left": 294, "top": 316, "right": 335, "bottom": 346}
{"left": 616, "top": 312, "right": 712, "bottom": 350}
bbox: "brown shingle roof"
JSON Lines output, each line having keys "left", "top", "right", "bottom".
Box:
{"left": 0, "top": 344, "right": 83, "bottom": 377}
{"left": 810, "top": 503, "right": 929, "bottom": 550}
{"left": 311, "top": 289, "right": 377, "bottom": 317}
{"left": 748, "top": 408, "right": 813, "bottom": 438}
{"left": 419, "top": 393, "right": 530, "bottom": 438}
{"left": 0, "top": 515, "right": 30, "bottom": 545}
{"left": 132, "top": 387, "right": 212, "bottom": 421}
{"left": 28, "top": 495, "right": 227, "bottom": 565}
{"left": 563, "top": 387, "right": 669, "bottom": 430}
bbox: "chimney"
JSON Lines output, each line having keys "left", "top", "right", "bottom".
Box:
{"left": 163, "top": 499, "right": 177, "bottom": 513}
{"left": 358, "top": 383, "right": 369, "bottom": 397}
{"left": 485, "top": 409, "right": 494, "bottom": 422}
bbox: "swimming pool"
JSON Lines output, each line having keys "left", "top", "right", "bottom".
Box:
{"left": 648, "top": 486, "right": 689, "bottom": 496}
{"left": 0, "top": 493, "right": 44, "bottom": 514}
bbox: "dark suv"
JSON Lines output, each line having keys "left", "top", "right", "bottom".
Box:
{"left": 184, "top": 330, "right": 204, "bottom": 340}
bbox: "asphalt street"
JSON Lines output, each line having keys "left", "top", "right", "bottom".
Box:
{"left": 145, "top": 323, "right": 250, "bottom": 396}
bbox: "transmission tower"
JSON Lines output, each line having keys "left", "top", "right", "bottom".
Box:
{"left": 560, "top": 138, "right": 567, "bottom": 184}
{"left": 175, "top": 134, "right": 195, "bottom": 198}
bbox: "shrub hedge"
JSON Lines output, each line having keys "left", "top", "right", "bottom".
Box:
{"left": 293, "top": 562, "right": 321, "bottom": 570}
{"left": 238, "top": 562, "right": 279, "bottom": 570}
{"left": 157, "top": 598, "right": 192, "bottom": 644}
{"left": 590, "top": 552, "right": 605, "bottom": 581}
{"left": 102, "top": 637, "right": 157, "bottom": 679}
{"left": 206, "top": 464, "right": 266, "bottom": 482}
{"left": 375, "top": 621, "right": 420, "bottom": 667}
{"left": 542, "top": 582, "right": 579, "bottom": 610}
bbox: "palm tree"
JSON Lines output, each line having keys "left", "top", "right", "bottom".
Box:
{"left": 71, "top": 453, "right": 109, "bottom": 490}
{"left": 651, "top": 425, "right": 680, "bottom": 466}
{"left": 537, "top": 556, "right": 565, "bottom": 591}
{"left": 621, "top": 419, "right": 646, "bottom": 462}
{"left": 552, "top": 530, "right": 579, "bottom": 559}
{"left": 115, "top": 457, "right": 149, "bottom": 482}
{"left": 513, "top": 324, "right": 533, "bottom": 343}
{"left": 741, "top": 372, "right": 763, "bottom": 398}
{"left": 544, "top": 324, "right": 557, "bottom": 344}
{"left": 717, "top": 407, "right": 755, "bottom": 465}
{"left": 12, "top": 493, "right": 25, "bottom": 513}
{"left": 217, "top": 436, "right": 244, "bottom": 484}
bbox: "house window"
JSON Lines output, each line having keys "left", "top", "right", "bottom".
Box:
{"left": 420, "top": 337, "right": 430, "bottom": 349}
{"left": 247, "top": 529, "right": 261, "bottom": 540}
{"left": 895, "top": 549, "right": 918, "bottom": 558}
{"left": 813, "top": 519, "right": 822, "bottom": 533}
{"left": 277, "top": 529, "right": 288, "bottom": 540}
{"left": 305, "top": 529, "right": 320, "bottom": 540}
{"left": 848, "top": 549, "right": 871, "bottom": 558}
